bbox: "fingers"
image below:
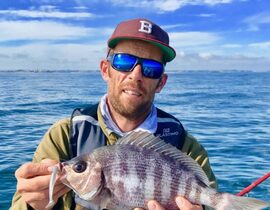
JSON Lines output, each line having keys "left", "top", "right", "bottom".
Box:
{"left": 17, "top": 174, "right": 52, "bottom": 192}
{"left": 21, "top": 184, "right": 70, "bottom": 210}
{"left": 145, "top": 197, "right": 203, "bottom": 210}
{"left": 147, "top": 200, "right": 165, "bottom": 210}
{"left": 21, "top": 183, "right": 65, "bottom": 202}
{"left": 14, "top": 159, "right": 69, "bottom": 210}
{"left": 134, "top": 200, "right": 165, "bottom": 210}
{"left": 175, "top": 196, "right": 203, "bottom": 210}
{"left": 15, "top": 160, "right": 61, "bottom": 192}
{"left": 15, "top": 160, "right": 67, "bottom": 210}
{"left": 16, "top": 162, "right": 53, "bottom": 193}
{"left": 16, "top": 168, "right": 63, "bottom": 193}
{"left": 17, "top": 174, "right": 63, "bottom": 193}
{"left": 15, "top": 162, "right": 52, "bottom": 179}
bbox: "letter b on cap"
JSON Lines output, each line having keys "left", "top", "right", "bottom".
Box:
{"left": 138, "top": 20, "right": 152, "bottom": 34}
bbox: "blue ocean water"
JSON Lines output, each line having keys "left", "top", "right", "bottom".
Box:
{"left": 0, "top": 70, "right": 269, "bottom": 209}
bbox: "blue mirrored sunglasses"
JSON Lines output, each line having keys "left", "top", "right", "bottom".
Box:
{"left": 107, "top": 53, "right": 165, "bottom": 79}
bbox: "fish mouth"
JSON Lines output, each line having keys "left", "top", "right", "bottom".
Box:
{"left": 59, "top": 162, "right": 64, "bottom": 171}
{"left": 58, "top": 162, "right": 68, "bottom": 185}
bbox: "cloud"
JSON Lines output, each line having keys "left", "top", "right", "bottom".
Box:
{"left": 13, "top": 53, "right": 30, "bottom": 59}
{"left": 169, "top": 31, "right": 221, "bottom": 48}
{"left": 162, "top": 23, "right": 187, "bottom": 30}
{"left": 0, "top": 20, "right": 112, "bottom": 42}
{"left": 222, "top": 44, "right": 242, "bottom": 48}
{"left": 0, "top": 53, "right": 10, "bottom": 59}
{"left": 1, "top": 41, "right": 269, "bottom": 71}
{"left": 243, "top": 11, "right": 270, "bottom": 31}
{"left": 0, "top": 9, "right": 95, "bottom": 19}
{"left": 107, "top": 0, "right": 233, "bottom": 12}
{"left": 249, "top": 42, "right": 270, "bottom": 49}
{"left": 197, "top": 13, "right": 215, "bottom": 17}
{"left": 0, "top": 0, "right": 268, "bottom": 72}
{"left": 29, "top": 0, "right": 65, "bottom": 3}
{"left": 198, "top": 52, "right": 215, "bottom": 59}
{"left": 168, "top": 51, "right": 270, "bottom": 71}
{"left": 154, "top": 0, "right": 233, "bottom": 12}
{"left": 0, "top": 42, "right": 108, "bottom": 70}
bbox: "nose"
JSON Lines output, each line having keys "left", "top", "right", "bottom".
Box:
{"left": 128, "top": 64, "right": 143, "bottom": 81}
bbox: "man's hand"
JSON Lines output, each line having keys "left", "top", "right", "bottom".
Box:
{"left": 134, "top": 196, "right": 203, "bottom": 210}
{"left": 15, "top": 159, "right": 70, "bottom": 210}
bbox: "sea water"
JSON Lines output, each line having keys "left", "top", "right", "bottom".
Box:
{"left": 0, "top": 70, "right": 269, "bottom": 209}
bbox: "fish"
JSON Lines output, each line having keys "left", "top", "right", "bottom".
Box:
{"left": 58, "top": 131, "right": 270, "bottom": 210}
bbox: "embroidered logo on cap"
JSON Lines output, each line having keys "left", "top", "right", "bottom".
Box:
{"left": 138, "top": 20, "right": 152, "bottom": 34}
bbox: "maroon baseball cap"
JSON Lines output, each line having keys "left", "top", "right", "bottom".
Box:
{"left": 108, "top": 18, "right": 176, "bottom": 62}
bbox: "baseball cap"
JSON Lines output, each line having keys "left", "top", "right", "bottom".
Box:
{"left": 107, "top": 18, "right": 176, "bottom": 62}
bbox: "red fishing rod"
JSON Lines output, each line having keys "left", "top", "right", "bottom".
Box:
{"left": 237, "top": 171, "right": 270, "bottom": 196}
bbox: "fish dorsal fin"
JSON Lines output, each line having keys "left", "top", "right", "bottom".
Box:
{"left": 116, "top": 131, "right": 210, "bottom": 186}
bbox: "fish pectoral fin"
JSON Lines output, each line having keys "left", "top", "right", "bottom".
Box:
{"left": 87, "top": 187, "right": 112, "bottom": 209}
{"left": 99, "top": 188, "right": 112, "bottom": 209}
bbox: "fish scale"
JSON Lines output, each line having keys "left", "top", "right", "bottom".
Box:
{"left": 59, "top": 131, "right": 270, "bottom": 210}
{"left": 98, "top": 143, "right": 206, "bottom": 209}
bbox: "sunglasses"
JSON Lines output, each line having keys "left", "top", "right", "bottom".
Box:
{"left": 107, "top": 53, "right": 165, "bottom": 79}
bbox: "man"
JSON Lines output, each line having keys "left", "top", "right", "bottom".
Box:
{"left": 10, "top": 18, "right": 217, "bottom": 210}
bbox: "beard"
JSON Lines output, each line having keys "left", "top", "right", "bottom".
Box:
{"left": 109, "top": 95, "right": 152, "bottom": 120}
{"left": 108, "top": 82, "right": 154, "bottom": 121}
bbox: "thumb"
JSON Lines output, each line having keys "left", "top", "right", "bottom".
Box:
{"left": 175, "top": 196, "right": 188, "bottom": 208}
{"left": 176, "top": 196, "right": 203, "bottom": 210}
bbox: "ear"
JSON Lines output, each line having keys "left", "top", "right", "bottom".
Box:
{"left": 100, "top": 59, "right": 110, "bottom": 81}
{"left": 155, "top": 73, "right": 168, "bottom": 93}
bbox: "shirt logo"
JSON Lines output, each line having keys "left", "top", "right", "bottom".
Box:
{"left": 138, "top": 20, "right": 152, "bottom": 34}
{"left": 160, "top": 127, "right": 179, "bottom": 138}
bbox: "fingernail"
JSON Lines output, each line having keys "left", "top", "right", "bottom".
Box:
{"left": 175, "top": 197, "right": 182, "bottom": 207}
{"left": 148, "top": 202, "right": 156, "bottom": 210}
{"left": 48, "top": 165, "right": 61, "bottom": 174}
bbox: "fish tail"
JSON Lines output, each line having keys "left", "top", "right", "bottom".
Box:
{"left": 216, "top": 193, "right": 270, "bottom": 210}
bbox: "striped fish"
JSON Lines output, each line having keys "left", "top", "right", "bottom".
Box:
{"left": 60, "top": 131, "right": 270, "bottom": 210}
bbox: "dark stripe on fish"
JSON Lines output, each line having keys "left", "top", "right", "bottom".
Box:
{"left": 154, "top": 160, "right": 163, "bottom": 201}
{"left": 184, "top": 177, "right": 193, "bottom": 199}
{"left": 194, "top": 183, "right": 202, "bottom": 204}
{"left": 170, "top": 166, "right": 179, "bottom": 201}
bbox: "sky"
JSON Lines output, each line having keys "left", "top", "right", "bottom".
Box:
{"left": 0, "top": 0, "right": 269, "bottom": 71}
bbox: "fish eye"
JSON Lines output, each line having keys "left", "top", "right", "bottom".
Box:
{"left": 72, "top": 161, "right": 87, "bottom": 173}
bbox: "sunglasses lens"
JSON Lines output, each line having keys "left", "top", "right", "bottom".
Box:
{"left": 142, "top": 60, "right": 164, "bottom": 79}
{"left": 113, "top": 54, "right": 136, "bottom": 71}
{"left": 109, "top": 53, "right": 164, "bottom": 79}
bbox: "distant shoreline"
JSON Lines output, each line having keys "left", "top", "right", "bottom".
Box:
{"left": 0, "top": 69, "right": 269, "bottom": 73}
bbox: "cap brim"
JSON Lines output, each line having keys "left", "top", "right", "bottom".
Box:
{"left": 108, "top": 37, "right": 176, "bottom": 62}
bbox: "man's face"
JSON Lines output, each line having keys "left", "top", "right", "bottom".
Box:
{"left": 101, "top": 40, "right": 167, "bottom": 120}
